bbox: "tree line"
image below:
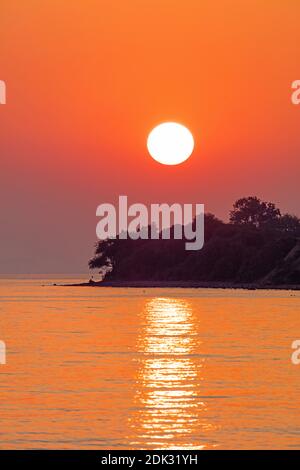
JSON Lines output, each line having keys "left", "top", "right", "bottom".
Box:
{"left": 89, "top": 197, "right": 300, "bottom": 285}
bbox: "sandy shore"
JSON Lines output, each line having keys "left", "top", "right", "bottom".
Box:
{"left": 58, "top": 280, "right": 300, "bottom": 290}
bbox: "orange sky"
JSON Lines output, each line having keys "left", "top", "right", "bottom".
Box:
{"left": 1, "top": 0, "right": 300, "bottom": 273}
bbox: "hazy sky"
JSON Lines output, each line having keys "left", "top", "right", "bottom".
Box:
{"left": 1, "top": 0, "right": 300, "bottom": 273}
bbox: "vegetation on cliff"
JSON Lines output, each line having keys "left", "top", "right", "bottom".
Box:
{"left": 89, "top": 197, "right": 300, "bottom": 285}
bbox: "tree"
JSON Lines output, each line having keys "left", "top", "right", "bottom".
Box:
{"left": 88, "top": 239, "right": 114, "bottom": 275}
{"left": 229, "top": 196, "right": 281, "bottom": 228}
{"left": 276, "top": 214, "right": 300, "bottom": 235}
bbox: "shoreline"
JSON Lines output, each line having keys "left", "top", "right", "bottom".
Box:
{"left": 58, "top": 280, "right": 300, "bottom": 291}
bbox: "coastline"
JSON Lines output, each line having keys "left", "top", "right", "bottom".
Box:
{"left": 58, "top": 280, "right": 300, "bottom": 290}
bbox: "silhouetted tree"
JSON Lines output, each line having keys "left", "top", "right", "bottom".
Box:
{"left": 276, "top": 214, "right": 300, "bottom": 235}
{"left": 229, "top": 196, "right": 281, "bottom": 228}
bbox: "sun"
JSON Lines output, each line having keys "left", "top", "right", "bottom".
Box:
{"left": 147, "top": 122, "right": 194, "bottom": 165}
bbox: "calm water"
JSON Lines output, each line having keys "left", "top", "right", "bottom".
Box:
{"left": 0, "top": 277, "right": 300, "bottom": 449}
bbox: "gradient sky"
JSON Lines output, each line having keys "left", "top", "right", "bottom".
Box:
{"left": 1, "top": 0, "right": 300, "bottom": 273}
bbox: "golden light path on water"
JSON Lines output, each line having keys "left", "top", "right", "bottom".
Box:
{"left": 129, "top": 298, "right": 217, "bottom": 449}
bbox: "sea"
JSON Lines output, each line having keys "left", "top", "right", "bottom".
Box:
{"left": 0, "top": 276, "right": 299, "bottom": 449}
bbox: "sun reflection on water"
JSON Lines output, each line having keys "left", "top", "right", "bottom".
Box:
{"left": 129, "top": 297, "right": 212, "bottom": 449}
